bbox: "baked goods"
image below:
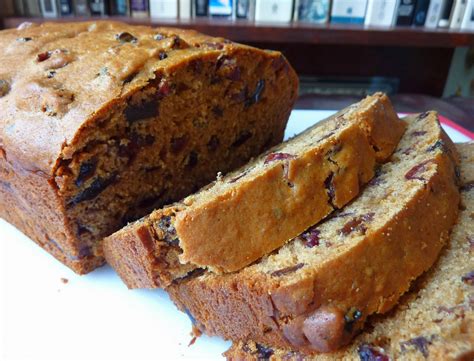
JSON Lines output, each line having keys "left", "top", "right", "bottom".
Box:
{"left": 167, "top": 112, "right": 460, "bottom": 354}
{"left": 225, "top": 142, "right": 474, "bottom": 361}
{"left": 103, "top": 93, "right": 405, "bottom": 288}
{"left": 0, "top": 21, "right": 297, "bottom": 274}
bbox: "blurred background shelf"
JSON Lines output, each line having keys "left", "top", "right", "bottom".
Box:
{"left": 3, "top": 16, "right": 474, "bottom": 47}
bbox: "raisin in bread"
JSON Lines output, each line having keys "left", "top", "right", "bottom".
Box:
{"left": 103, "top": 93, "right": 405, "bottom": 287}
{"left": 167, "top": 112, "right": 460, "bottom": 354}
{"left": 0, "top": 21, "right": 298, "bottom": 274}
{"left": 226, "top": 142, "right": 474, "bottom": 361}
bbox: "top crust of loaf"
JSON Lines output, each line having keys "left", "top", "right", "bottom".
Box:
{"left": 0, "top": 21, "right": 286, "bottom": 174}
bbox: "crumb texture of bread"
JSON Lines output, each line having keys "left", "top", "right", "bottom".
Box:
{"left": 103, "top": 93, "right": 405, "bottom": 288}
{"left": 168, "top": 112, "right": 461, "bottom": 354}
{"left": 0, "top": 21, "right": 298, "bottom": 273}
{"left": 225, "top": 142, "right": 474, "bottom": 361}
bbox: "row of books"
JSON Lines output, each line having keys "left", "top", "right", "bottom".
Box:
{"left": 8, "top": 0, "right": 474, "bottom": 31}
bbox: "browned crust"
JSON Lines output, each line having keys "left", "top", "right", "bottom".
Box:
{"left": 167, "top": 119, "right": 460, "bottom": 354}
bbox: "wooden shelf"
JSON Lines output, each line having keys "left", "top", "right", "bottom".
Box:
{"left": 3, "top": 16, "right": 474, "bottom": 47}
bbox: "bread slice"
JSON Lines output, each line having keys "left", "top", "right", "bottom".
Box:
{"left": 167, "top": 112, "right": 460, "bottom": 354}
{"left": 0, "top": 21, "right": 297, "bottom": 274}
{"left": 103, "top": 93, "right": 405, "bottom": 287}
{"left": 225, "top": 142, "right": 473, "bottom": 361}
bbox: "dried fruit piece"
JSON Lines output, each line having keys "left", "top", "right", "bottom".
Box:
{"left": 69, "top": 173, "right": 118, "bottom": 206}
{"left": 411, "top": 131, "right": 427, "bottom": 137}
{"left": 340, "top": 213, "right": 375, "bottom": 236}
{"left": 461, "top": 271, "right": 474, "bottom": 285}
{"left": 358, "top": 344, "right": 389, "bottom": 361}
{"left": 124, "top": 100, "right": 158, "bottom": 123}
{"left": 427, "top": 140, "right": 445, "bottom": 153}
{"left": 157, "top": 216, "right": 179, "bottom": 246}
{"left": 170, "top": 136, "right": 188, "bottom": 154}
{"left": 344, "top": 307, "right": 362, "bottom": 332}
{"left": 36, "top": 51, "right": 51, "bottom": 62}
{"left": 75, "top": 159, "right": 98, "bottom": 187}
{"left": 232, "top": 131, "right": 252, "bottom": 147}
{"left": 154, "top": 33, "right": 167, "bottom": 41}
{"left": 215, "top": 56, "right": 241, "bottom": 81}
{"left": 271, "top": 263, "right": 304, "bottom": 277}
{"left": 461, "top": 181, "right": 474, "bottom": 192}
{"left": 300, "top": 227, "right": 320, "bottom": 248}
{"left": 264, "top": 152, "right": 294, "bottom": 164}
{"left": 400, "top": 336, "right": 432, "bottom": 358}
{"left": 405, "top": 160, "right": 433, "bottom": 181}
{"left": 115, "top": 32, "right": 137, "bottom": 43}
{"left": 245, "top": 80, "right": 265, "bottom": 108}
{"left": 0, "top": 80, "right": 10, "bottom": 97}
{"left": 158, "top": 51, "right": 168, "bottom": 60}
{"left": 212, "top": 106, "right": 223, "bottom": 117}
{"left": 325, "top": 172, "right": 336, "bottom": 209}
{"left": 206, "top": 135, "right": 219, "bottom": 152}
{"left": 186, "top": 151, "right": 199, "bottom": 169}
{"left": 255, "top": 344, "right": 274, "bottom": 359}
{"left": 157, "top": 78, "right": 171, "bottom": 98}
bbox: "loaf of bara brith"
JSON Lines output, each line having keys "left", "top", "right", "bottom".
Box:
{"left": 167, "top": 112, "right": 460, "bottom": 354}
{"left": 226, "top": 142, "right": 474, "bottom": 361}
{"left": 0, "top": 21, "right": 298, "bottom": 274}
{"left": 103, "top": 93, "right": 405, "bottom": 288}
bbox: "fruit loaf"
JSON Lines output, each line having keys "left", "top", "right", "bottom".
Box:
{"left": 103, "top": 93, "right": 405, "bottom": 288}
{"left": 167, "top": 112, "right": 460, "bottom": 354}
{"left": 226, "top": 142, "right": 474, "bottom": 361}
{"left": 0, "top": 21, "right": 298, "bottom": 274}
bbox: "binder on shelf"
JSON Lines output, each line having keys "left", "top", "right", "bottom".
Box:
{"left": 395, "top": 0, "right": 417, "bottom": 25}
{"left": 364, "top": 0, "right": 399, "bottom": 26}
{"left": 235, "top": 0, "right": 255, "bottom": 19}
{"left": 89, "top": 0, "right": 109, "bottom": 14}
{"left": 194, "top": 0, "right": 209, "bottom": 16}
{"left": 1, "top": 0, "right": 15, "bottom": 16}
{"left": 110, "top": 0, "right": 130, "bottom": 15}
{"left": 179, "top": 0, "right": 191, "bottom": 18}
{"left": 461, "top": 0, "right": 474, "bottom": 29}
{"left": 438, "top": 0, "right": 454, "bottom": 26}
{"left": 23, "top": 0, "right": 42, "bottom": 16}
{"left": 294, "top": 0, "right": 331, "bottom": 23}
{"left": 425, "top": 0, "right": 446, "bottom": 28}
{"left": 255, "top": 0, "right": 293, "bottom": 22}
{"left": 59, "top": 0, "right": 75, "bottom": 15}
{"left": 39, "top": 0, "right": 59, "bottom": 17}
{"left": 150, "top": 0, "right": 178, "bottom": 17}
{"left": 450, "top": 0, "right": 467, "bottom": 28}
{"left": 14, "top": 0, "right": 25, "bottom": 15}
{"left": 209, "top": 0, "right": 232, "bottom": 17}
{"left": 331, "top": 0, "right": 368, "bottom": 24}
{"left": 413, "top": 0, "right": 430, "bottom": 25}
{"left": 131, "top": 0, "right": 149, "bottom": 16}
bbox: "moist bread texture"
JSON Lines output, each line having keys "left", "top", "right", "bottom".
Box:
{"left": 0, "top": 21, "right": 298, "bottom": 273}
{"left": 103, "top": 93, "right": 405, "bottom": 288}
{"left": 226, "top": 142, "right": 474, "bottom": 361}
{"left": 168, "top": 112, "right": 460, "bottom": 354}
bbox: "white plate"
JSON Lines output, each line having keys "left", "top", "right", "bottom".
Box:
{"left": 1, "top": 110, "right": 472, "bottom": 361}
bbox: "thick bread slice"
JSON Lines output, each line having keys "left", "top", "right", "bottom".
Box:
{"left": 103, "top": 93, "right": 405, "bottom": 287}
{"left": 226, "top": 142, "right": 474, "bottom": 361}
{"left": 167, "top": 112, "right": 460, "bottom": 354}
{"left": 0, "top": 21, "right": 298, "bottom": 273}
